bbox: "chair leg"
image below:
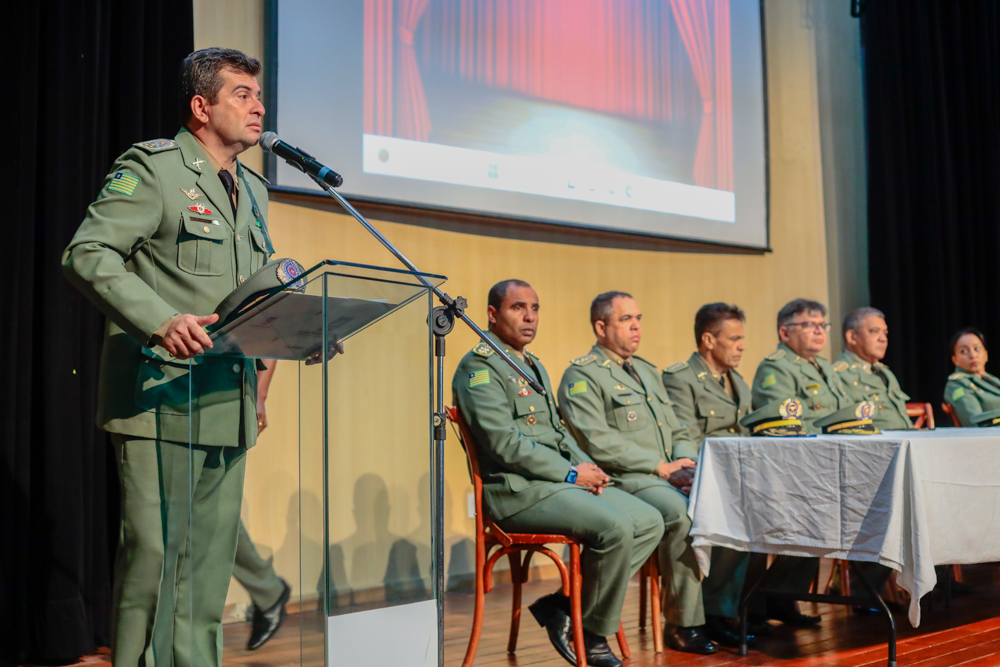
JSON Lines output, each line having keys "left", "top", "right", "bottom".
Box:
{"left": 463, "top": 548, "right": 488, "bottom": 667}
{"left": 649, "top": 551, "right": 663, "bottom": 653}
{"left": 841, "top": 561, "right": 851, "bottom": 597}
{"left": 954, "top": 564, "right": 964, "bottom": 583}
{"left": 638, "top": 560, "right": 648, "bottom": 630}
{"left": 616, "top": 621, "right": 631, "bottom": 659}
{"left": 507, "top": 552, "right": 523, "bottom": 654}
{"left": 569, "top": 544, "right": 586, "bottom": 667}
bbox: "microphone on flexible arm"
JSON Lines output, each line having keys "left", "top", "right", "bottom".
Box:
{"left": 258, "top": 131, "right": 343, "bottom": 188}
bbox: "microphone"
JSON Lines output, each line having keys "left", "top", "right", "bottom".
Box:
{"left": 259, "top": 131, "right": 343, "bottom": 188}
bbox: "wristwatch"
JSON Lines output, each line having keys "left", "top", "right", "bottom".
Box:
{"left": 565, "top": 466, "right": 578, "bottom": 484}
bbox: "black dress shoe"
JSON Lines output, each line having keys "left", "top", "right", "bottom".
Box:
{"left": 664, "top": 624, "right": 718, "bottom": 655}
{"left": 583, "top": 631, "right": 622, "bottom": 667}
{"left": 767, "top": 602, "right": 821, "bottom": 627}
{"left": 247, "top": 579, "right": 291, "bottom": 650}
{"left": 705, "top": 615, "right": 757, "bottom": 648}
{"left": 853, "top": 599, "right": 905, "bottom": 615}
{"left": 529, "top": 593, "right": 577, "bottom": 666}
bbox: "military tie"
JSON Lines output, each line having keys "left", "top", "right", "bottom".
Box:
{"left": 622, "top": 360, "right": 642, "bottom": 386}
{"left": 218, "top": 169, "right": 237, "bottom": 219}
{"left": 872, "top": 366, "right": 890, "bottom": 388}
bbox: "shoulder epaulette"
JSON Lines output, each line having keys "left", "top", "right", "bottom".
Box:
{"left": 765, "top": 349, "right": 785, "bottom": 361}
{"left": 664, "top": 361, "right": 688, "bottom": 374}
{"left": 133, "top": 139, "right": 179, "bottom": 153}
{"left": 832, "top": 360, "right": 849, "bottom": 372}
{"left": 524, "top": 348, "right": 539, "bottom": 359}
{"left": 472, "top": 342, "right": 494, "bottom": 357}
{"left": 240, "top": 162, "right": 271, "bottom": 185}
{"left": 570, "top": 354, "right": 597, "bottom": 366}
{"left": 948, "top": 371, "right": 968, "bottom": 381}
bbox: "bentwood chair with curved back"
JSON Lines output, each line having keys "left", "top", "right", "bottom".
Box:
{"left": 942, "top": 402, "right": 962, "bottom": 427}
{"left": 906, "top": 402, "right": 936, "bottom": 429}
{"left": 445, "top": 406, "right": 631, "bottom": 667}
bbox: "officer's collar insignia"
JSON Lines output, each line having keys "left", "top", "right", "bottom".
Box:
{"left": 191, "top": 158, "right": 206, "bottom": 171}
{"left": 181, "top": 187, "right": 203, "bottom": 200}
{"left": 779, "top": 398, "right": 803, "bottom": 419}
{"left": 524, "top": 348, "right": 538, "bottom": 359}
{"left": 189, "top": 203, "right": 213, "bottom": 215}
{"left": 276, "top": 258, "right": 306, "bottom": 292}
{"left": 697, "top": 371, "right": 708, "bottom": 380}
{"left": 832, "top": 361, "right": 848, "bottom": 372}
{"left": 601, "top": 360, "right": 612, "bottom": 367}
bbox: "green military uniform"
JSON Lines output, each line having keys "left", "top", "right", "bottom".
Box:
{"left": 751, "top": 343, "right": 852, "bottom": 434}
{"left": 558, "top": 345, "right": 704, "bottom": 628}
{"left": 662, "top": 352, "right": 752, "bottom": 443}
{"left": 834, "top": 350, "right": 912, "bottom": 431}
{"left": 662, "top": 352, "right": 752, "bottom": 621}
{"left": 63, "top": 128, "right": 273, "bottom": 667}
{"left": 944, "top": 368, "right": 1000, "bottom": 427}
{"left": 453, "top": 333, "right": 663, "bottom": 637}
{"left": 233, "top": 520, "right": 286, "bottom": 610}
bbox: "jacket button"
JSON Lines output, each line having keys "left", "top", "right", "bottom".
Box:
{"left": 647, "top": 397, "right": 652, "bottom": 402}
{"left": 730, "top": 428, "right": 737, "bottom": 433}
{"left": 529, "top": 406, "right": 535, "bottom": 412}
{"left": 236, "top": 233, "right": 242, "bottom": 242}
{"left": 239, "top": 275, "right": 245, "bottom": 284}
{"left": 232, "top": 363, "right": 241, "bottom": 373}
{"left": 710, "top": 410, "right": 715, "bottom": 415}
{"left": 203, "top": 226, "right": 211, "bottom": 233}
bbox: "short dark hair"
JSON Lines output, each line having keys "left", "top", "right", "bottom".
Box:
{"left": 842, "top": 307, "right": 886, "bottom": 340}
{"left": 179, "top": 48, "right": 261, "bottom": 125}
{"left": 590, "top": 291, "right": 633, "bottom": 331}
{"left": 694, "top": 303, "right": 746, "bottom": 344}
{"left": 487, "top": 279, "right": 532, "bottom": 310}
{"left": 949, "top": 327, "right": 987, "bottom": 356}
{"left": 776, "top": 298, "right": 826, "bottom": 331}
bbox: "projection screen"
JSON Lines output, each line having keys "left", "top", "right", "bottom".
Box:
{"left": 272, "top": 0, "right": 768, "bottom": 248}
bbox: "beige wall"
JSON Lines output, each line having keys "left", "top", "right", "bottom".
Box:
{"left": 194, "top": 0, "right": 843, "bottom": 609}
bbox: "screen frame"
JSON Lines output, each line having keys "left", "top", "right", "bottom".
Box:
{"left": 263, "top": 0, "right": 771, "bottom": 253}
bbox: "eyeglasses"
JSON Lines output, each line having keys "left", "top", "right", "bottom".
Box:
{"left": 785, "top": 321, "right": 831, "bottom": 333}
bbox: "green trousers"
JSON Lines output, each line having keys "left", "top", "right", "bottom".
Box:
{"left": 701, "top": 548, "right": 751, "bottom": 620}
{"left": 630, "top": 484, "right": 704, "bottom": 627}
{"left": 498, "top": 486, "right": 664, "bottom": 636}
{"left": 233, "top": 519, "right": 286, "bottom": 610}
{"left": 110, "top": 436, "right": 246, "bottom": 667}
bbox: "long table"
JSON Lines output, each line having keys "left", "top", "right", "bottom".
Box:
{"left": 689, "top": 428, "right": 1000, "bottom": 632}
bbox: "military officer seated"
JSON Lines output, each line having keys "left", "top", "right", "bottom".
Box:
{"left": 944, "top": 327, "right": 1000, "bottom": 426}
{"left": 834, "top": 307, "right": 913, "bottom": 431}
{"left": 557, "top": 291, "right": 723, "bottom": 655}
{"left": 749, "top": 298, "right": 853, "bottom": 627}
{"left": 662, "top": 303, "right": 760, "bottom": 645}
{"left": 453, "top": 280, "right": 664, "bottom": 667}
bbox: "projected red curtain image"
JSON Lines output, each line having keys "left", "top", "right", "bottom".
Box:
{"left": 364, "top": 0, "right": 733, "bottom": 192}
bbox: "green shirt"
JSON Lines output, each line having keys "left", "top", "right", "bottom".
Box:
{"left": 834, "top": 350, "right": 913, "bottom": 431}
{"left": 944, "top": 368, "right": 1000, "bottom": 427}
{"left": 452, "top": 332, "right": 592, "bottom": 520}
{"left": 557, "top": 345, "right": 698, "bottom": 495}
{"left": 62, "top": 129, "right": 273, "bottom": 447}
{"left": 751, "top": 343, "right": 852, "bottom": 434}
{"left": 662, "top": 351, "right": 752, "bottom": 446}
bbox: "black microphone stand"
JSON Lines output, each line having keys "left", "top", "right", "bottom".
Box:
{"left": 306, "top": 173, "right": 544, "bottom": 666}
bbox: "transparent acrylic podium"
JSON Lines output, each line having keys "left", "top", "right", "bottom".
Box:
{"left": 199, "top": 260, "right": 446, "bottom": 666}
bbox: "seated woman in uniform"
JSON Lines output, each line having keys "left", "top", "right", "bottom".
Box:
{"left": 943, "top": 327, "right": 1000, "bottom": 426}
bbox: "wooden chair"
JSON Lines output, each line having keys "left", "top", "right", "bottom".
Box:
{"left": 942, "top": 402, "right": 962, "bottom": 427}
{"left": 446, "top": 406, "right": 631, "bottom": 667}
{"left": 906, "top": 402, "right": 935, "bottom": 429}
{"left": 637, "top": 547, "right": 664, "bottom": 652}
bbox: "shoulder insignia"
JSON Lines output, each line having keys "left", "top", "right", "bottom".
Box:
{"left": 472, "top": 342, "right": 494, "bottom": 357}
{"left": 832, "top": 361, "right": 849, "bottom": 372}
{"left": 951, "top": 387, "right": 965, "bottom": 401}
{"left": 665, "top": 361, "right": 688, "bottom": 374}
{"left": 761, "top": 373, "right": 776, "bottom": 389}
{"left": 766, "top": 349, "right": 786, "bottom": 361}
{"left": 948, "top": 371, "right": 967, "bottom": 381}
{"left": 601, "top": 359, "right": 612, "bottom": 367}
{"left": 240, "top": 161, "right": 271, "bottom": 185}
{"left": 134, "top": 139, "right": 179, "bottom": 153}
{"left": 570, "top": 354, "right": 597, "bottom": 366}
{"left": 107, "top": 172, "right": 141, "bottom": 197}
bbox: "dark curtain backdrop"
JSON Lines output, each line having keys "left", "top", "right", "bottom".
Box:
{"left": 862, "top": 1, "right": 1000, "bottom": 420}
{"left": 2, "top": 2, "right": 192, "bottom": 663}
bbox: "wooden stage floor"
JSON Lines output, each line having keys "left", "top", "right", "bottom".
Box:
{"left": 63, "top": 563, "right": 1000, "bottom": 666}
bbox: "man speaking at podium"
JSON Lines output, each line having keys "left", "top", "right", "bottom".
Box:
{"left": 62, "top": 48, "right": 272, "bottom": 667}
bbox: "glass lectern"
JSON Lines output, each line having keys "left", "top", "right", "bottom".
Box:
{"left": 191, "top": 260, "right": 446, "bottom": 666}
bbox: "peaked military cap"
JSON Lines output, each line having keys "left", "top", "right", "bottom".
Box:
{"left": 813, "top": 401, "right": 881, "bottom": 435}
{"left": 739, "top": 398, "right": 808, "bottom": 436}
{"left": 212, "top": 258, "right": 306, "bottom": 330}
{"left": 972, "top": 408, "right": 1000, "bottom": 427}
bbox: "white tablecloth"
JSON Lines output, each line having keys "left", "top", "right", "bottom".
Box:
{"left": 688, "top": 428, "right": 1000, "bottom": 626}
